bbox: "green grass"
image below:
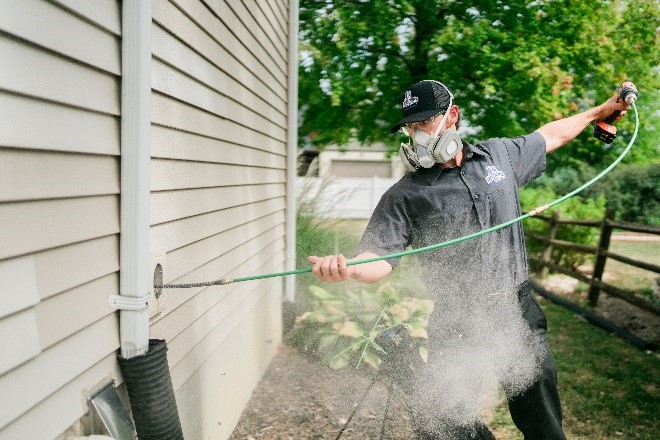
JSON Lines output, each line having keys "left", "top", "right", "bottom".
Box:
{"left": 490, "top": 239, "right": 659, "bottom": 438}
{"left": 488, "top": 298, "right": 659, "bottom": 439}
{"left": 605, "top": 241, "right": 660, "bottom": 296}
{"left": 548, "top": 298, "right": 658, "bottom": 439}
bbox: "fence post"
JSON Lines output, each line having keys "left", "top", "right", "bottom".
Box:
{"left": 538, "top": 211, "right": 559, "bottom": 277}
{"left": 588, "top": 208, "right": 616, "bottom": 307}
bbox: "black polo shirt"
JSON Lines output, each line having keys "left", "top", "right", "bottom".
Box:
{"left": 356, "top": 132, "right": 546, "bottom": 297}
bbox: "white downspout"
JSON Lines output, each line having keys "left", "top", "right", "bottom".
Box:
{"left": 285, "top": 0, "right": 299, "bottom": 303}
{"left": 119, "top": 0, "right": 152, "bottom": 358}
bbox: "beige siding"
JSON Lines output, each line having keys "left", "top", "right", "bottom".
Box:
{"left": 151, "top": 24, "right": 286, "bottom": 128}
{"left": 150, "top": 1, "right": 289, "bottom": 434}
{"left": 0, "top": 196, "right": 120, "bottom": 261}
{"left": 152, "top": 93, "right": 283, "bottom": 153}
{"left": 151, "top": 184, "right": 285, "bottom": 225}
{"left": 0, "top": 309, "right": 41, "bottom": 374}
{"left": 0, "top": 337, "right": 121, "bottom": 440}
{"left": 151, "top": 125, "right": 286, "bottom": 166}
{"left": 0, "top": 149, "right": 119, "bottom": 202}
{"left": 0, "top": 256, "right": 40, "bottom": 318}
{"left": 0, "top": 0, "right": 290, "bottom": 438}
{"left": 152, "top": 0, "right": 286, "bottom": 104}
{"left": 0, "top": 0, "right": 120, "bottom": 75}
{"left": 0, "top": 0, "right": 122, "bottom": 438}
{"left": 0, "top": 315, "right": 120, "bottom": 437}
{"left": 175, "top": 282, "right": 282, "bottom": 439}
{"left": 0, "top": 93, "right": 120, "bottom": 155}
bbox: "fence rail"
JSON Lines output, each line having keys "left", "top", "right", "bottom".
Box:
{"left": 525, "top": 208, "right": 660, "bottom": 316}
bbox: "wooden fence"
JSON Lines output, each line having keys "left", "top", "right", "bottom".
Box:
{"left": 525, "top": 208, "right": 660, "bottom": 316}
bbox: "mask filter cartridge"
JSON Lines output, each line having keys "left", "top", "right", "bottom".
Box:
{"left": 413, "top": 131, "right": 437, "bottom": 168}
{"left": 429, "top": 129, "right": 462, "bottom": 163}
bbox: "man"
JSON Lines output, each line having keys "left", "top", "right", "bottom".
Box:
{"left": 308, "top": 80, "right": 630, "bottom": 439}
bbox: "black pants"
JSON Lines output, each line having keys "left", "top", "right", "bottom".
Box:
{"left": 411, "top": 281, "right": 567, "bottom": 440}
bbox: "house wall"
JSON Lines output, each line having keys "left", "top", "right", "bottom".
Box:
{"left": 0, "top": 0, "right": 289, "bottom": 439}
{"left": 149, "top": 0, "right": 288, "bottom": 438}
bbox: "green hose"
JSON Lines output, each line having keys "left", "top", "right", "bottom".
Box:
{"left": 162, "top": 104, "right": 639, "bottom": 288}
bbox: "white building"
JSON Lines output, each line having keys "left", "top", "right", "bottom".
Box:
{"left": 298, "top": 143, "right": 405, "bottom": 219}
{"left": 317, "top": 143, "right": 406, "bottom": 179}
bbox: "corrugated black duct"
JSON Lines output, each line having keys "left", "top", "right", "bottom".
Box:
{"left": 118, "top": 339, "right": 184, "bottom": 440}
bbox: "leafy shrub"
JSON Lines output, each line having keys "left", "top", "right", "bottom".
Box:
{"left": 520, "top": 187, "right": 606, "bottom": 269}
{"left": 584, "top": 163, "right": 660, "bottom": 226}
{"left": 532, "top": 164, "right": 593, "bottom": 196}
{"left": 292, "top": 159, "right": 432, "bottom": 371}
{"left": 287, "top": 281, "right": 432, "bottom": 370}
{"left": 532, "top": 163, "right": 660, "bottom": 226}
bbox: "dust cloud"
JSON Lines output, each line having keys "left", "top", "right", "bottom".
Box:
{"left": 353, "top": 231, "right": 546, "bottom": 436}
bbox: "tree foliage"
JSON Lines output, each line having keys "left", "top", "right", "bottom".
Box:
{"left": 298, "top": 0, "right": 659, "bottom": 170}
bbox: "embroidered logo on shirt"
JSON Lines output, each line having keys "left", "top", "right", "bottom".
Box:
{"left": 485, "top": 166, "right": 506, "bottom": 184}
{"left": 402, "top": 90, "right": 419, "bottom": 109}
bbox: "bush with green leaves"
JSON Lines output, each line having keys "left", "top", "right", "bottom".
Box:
{"left": 520, "top": 187, "right": 607, "bottom": 269}
{"left": 287, "top": 281, "right": 432, "bottom": 370}
{"left": 584, "top": 163, "right": 660, "bottom": 226}
{"left": 532, "top": 163, "right": 660, "bottom": 226}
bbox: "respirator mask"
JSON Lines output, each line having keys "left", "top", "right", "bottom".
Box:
{"left": 396, "top": 81, "right": 463, "bottom": 172}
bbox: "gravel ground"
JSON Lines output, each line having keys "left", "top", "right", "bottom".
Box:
{"left": 228, "top": 345, "right": 416, "bottom": 440}
{"left": 229, "top": 275, "right": 658, "bottom": 439}
{"left": 227, "top": 345, "right": 520, "bottom": 440}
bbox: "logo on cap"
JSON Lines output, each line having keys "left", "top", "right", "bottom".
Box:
{"left": 402, "top": 90, "right": 419, "bottom": 109}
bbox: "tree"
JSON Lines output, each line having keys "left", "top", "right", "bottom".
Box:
{"left": 298, "top": 0, "right": 659, "bottom": 171}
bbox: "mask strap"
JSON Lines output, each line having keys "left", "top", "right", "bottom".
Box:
{"left": 433, "top": 110, "right": 451, "bottom": 138}
{"left": 426, "top": 80, "right": 453, "bottom": 137}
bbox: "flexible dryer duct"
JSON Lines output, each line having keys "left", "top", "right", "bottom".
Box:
{"left": 118, "top": 340, "right": 184, "bottom": 440}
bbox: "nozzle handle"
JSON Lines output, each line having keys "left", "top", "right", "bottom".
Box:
{"left": 603, "top": 110, "right": 621, "bottom": 125}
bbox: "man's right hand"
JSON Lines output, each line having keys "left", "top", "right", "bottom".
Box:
{"left": 308, "top": 252, "right": 393, "bottom": 284}
{"left": 308, "top": 254, "right": 355, "bottom": 283}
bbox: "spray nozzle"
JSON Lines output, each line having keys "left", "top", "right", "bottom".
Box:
{"left": 619, "top": 81, "right": 638, "bottom": 105}
{"left": 622, "top": 90, "right": 637, "bottom": 105}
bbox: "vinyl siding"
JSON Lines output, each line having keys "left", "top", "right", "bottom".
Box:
{"left": 149, "top": 1, "right": 288, "bottom": 435}
{"left": 174, "top": 281, "right": 282, "bottom": 439}
{"left": 0, "top": 0, "right": 289, "bottom": 438}
{"left": 0, "top": 0, "right": 122, "bottom": 437}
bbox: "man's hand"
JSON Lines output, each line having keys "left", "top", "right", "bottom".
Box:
{"left": 308, "top": 252, "right": 393, "bottom": 284}
{"left": 593, "top": 91, "right": 631, "bottom": 124}
{"left": 308, "top": 254, "right": 355, "bottom": 283}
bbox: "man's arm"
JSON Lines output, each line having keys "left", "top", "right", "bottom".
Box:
{"left": 308, "top": 252, "right": 392, "bottom": 284}
{"left": 536, "top": 93, "right": 630, "bottom": 154}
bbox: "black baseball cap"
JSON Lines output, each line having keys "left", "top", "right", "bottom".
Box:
{"left": 390, "top": 80, "right": 453, "bottom": 133}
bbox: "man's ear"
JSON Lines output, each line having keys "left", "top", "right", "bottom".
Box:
{"left": 447, "top": 105, "right": 460, "bottom": 127}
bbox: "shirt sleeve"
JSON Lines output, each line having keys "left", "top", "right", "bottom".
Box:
{"left": 502, "top": 131, "right": 547, "bottom": 186}
{"left": 356, "top": 186, "right": 411, "bottom": 268}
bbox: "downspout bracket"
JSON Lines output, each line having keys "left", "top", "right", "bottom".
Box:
{"left": 109, "top": 295, "right": 150, "bottom": 311}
